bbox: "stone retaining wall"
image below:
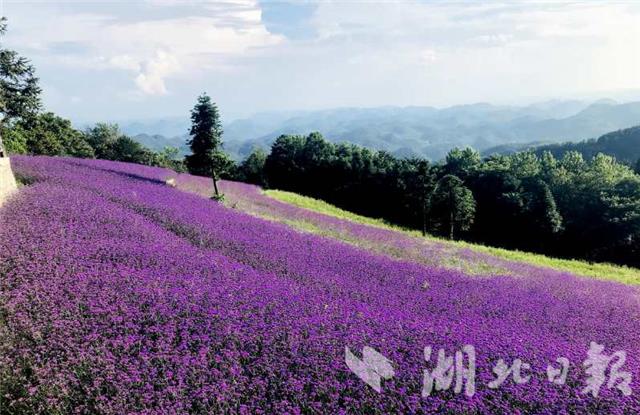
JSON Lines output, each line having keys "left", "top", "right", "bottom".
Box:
{"left": 0, "top": 158, "right": 17, "bottom": 208}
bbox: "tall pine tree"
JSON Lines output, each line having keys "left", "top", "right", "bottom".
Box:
{"left": 185, "top": 93, "right": 232, "bottom": 199}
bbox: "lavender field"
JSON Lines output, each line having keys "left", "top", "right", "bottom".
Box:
{"left": 1, "top": 156, "right": 639, "bottom": 414}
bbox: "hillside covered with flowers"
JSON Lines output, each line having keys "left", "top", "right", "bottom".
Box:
{"left": 0, "top": 156, "right": 638, "bottom": 413}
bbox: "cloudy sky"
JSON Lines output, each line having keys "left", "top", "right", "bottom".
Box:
{"left": 3, "top": 1, "right": 640, "bottom": 122}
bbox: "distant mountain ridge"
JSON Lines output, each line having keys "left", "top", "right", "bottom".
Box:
{"left": 116, "top": 99, "right": 640, "bottom": 160}
{"left": 530, "top": 125, "right": 640, "bottom": 165}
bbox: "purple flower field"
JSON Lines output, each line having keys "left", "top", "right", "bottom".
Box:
{"left": 1, "top": 156, "right": 640, "bottom": 414}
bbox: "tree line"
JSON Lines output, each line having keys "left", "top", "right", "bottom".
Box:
{"left": 234, "top": 133, "right": 640, "bottom": 267}
{"left": 3, "top": 114, "right": 185, "bottom": 171}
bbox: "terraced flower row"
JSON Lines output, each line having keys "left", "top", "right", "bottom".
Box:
{"left": 1, "top": 156, "right": 639, "bottom": 413}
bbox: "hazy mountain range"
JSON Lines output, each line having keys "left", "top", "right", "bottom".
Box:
{"left": 115, "top": 99, "right": 640, "bottom": 161}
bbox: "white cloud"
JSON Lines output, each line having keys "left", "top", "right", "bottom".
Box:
{"left": 134, "top": 50, "right": 180, "bottom": 95}
{"left": 295, "top": 1, "right": 640, "bottom": 104}
{"left": 3, "top": 1, "right": 640, "bottom": 119}
{"left": 6, "top": 1, "right": 282, "bottom": 96}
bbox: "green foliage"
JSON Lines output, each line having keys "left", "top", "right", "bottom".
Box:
{"left": 0, "top": 18, "right": 41, "bottom": 122}
{"left": 110, "top": 135, "right": 155, "bottom": 164}
{"left": 211, "top": 150, "right": 235, "bottom": 177}
{"left": 1, "top": 124, "right": 28, "bottom": 154}
{"left": 0, "top": 112, "right": 94, "bottom": 158}
{"left": 264, "top": 134, "right": 307, "bottom": 191}
{"left": 430, "top": 174, "right": 476, "bottom": 239}
{"left": 521, "top": 178, "right": 563, "bottom": 237}
{"left": 510, "top": 151, "right": 541, "bottom": 179}
{"left": 444, "top": 147, "right": 481, "bottom": 179}
{"left": 84, "top": 123, "right": 187, "bottom": 171}
{"left": 0, "top": 18, "right": 42, "bottom": 156}
{"left": 154, "top": 147, "right": 187, "bottom": 173}
{"left": 84, "top": 123, "right": 120, "bottom": 159}
{"left": 237, "top": 148, "right": 267, "bottom": 186}
{"left": 1, "top": 114, "right": 184, "bottom": 171}
{"left": 23, "top": 112, "right": 94, "bottom": 158}
{"left": 401, "top": 158, "right": 433, "bottom": 235}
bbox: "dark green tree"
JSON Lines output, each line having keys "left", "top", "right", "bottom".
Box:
{"left": 24, "top": 112, "right": 93, "bottom": 157}
{"left": 403, "top": 159, "right": 434, "bottom": 235}
{"left": 301, "top": 132, "right": 335, "bottom": 197}
{"left": 510, "top": 151, "right": 541, "bottom": 179}
{"left": 430, "top": 174, "right": 476, "bottom": 239}
{"left": 0, "top": 18, "right": 41, "bottom": 157}
{"left": 185, "top": 93, "right": 231, "bottom": 199}
{"left": 238, "top": 148, "right": 267, "bottom": 186}
{"left": 599, "top": 178, "right": 640, "bottom": 263}
{"left": 520, "top": 178, "right": 563, "bottom": 247}
{"left": 109, "top": 136, "right": 153, "bottom": 164}
{"left": 264, "top": 134, "right": 306, "bottom": 191}
{"left": 84, "top": 123, "right": 121, "bottom": 160}
{"left": 444, "top": 147, "right": 481, "bottom": 180}
{"left": 539, "top": 151, "right": 559, "bottom": 183}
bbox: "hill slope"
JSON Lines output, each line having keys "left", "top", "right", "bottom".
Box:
{"left": 2, "top": 157, "right": 639, "bottom": 412}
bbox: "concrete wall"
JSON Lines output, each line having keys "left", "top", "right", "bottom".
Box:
{"left": 0, "top": 158, "right": 17, "bottom": 208}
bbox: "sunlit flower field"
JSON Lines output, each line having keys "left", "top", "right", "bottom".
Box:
{"left": 1, "top": 156, "right": 639, "bottom": 414}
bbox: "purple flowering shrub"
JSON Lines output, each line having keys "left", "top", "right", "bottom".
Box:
{"left": 0, "top": 156, "right": 639, "bottom": 414}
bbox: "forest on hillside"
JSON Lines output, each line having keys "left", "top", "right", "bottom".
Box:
{"left": 235, "top": 133, "right": 640, "bottom": 267}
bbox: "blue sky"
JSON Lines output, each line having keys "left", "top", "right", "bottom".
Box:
{"left": 3, "top": 1, "right": 640, "bottom": 123}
